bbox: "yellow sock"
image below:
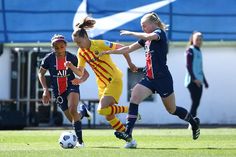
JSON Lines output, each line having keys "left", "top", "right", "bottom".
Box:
{"left": 109, "top": 117, "right": 125, "bottom": 132}
{"left": 97, "top": 105, "right": 128, "bottom": 116}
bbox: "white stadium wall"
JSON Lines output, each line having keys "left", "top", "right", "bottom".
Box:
{"left": 1, "top": 42, "right": 236, "bottom": 125}
{"left": 0, "top": 48, "right": 11, "bottom": 99}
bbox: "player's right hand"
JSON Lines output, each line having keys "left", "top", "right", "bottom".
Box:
{"left": 42, "top": 88, "right": 51, "bottom": 105}
{"left": 64, "top": 61, "right": 72, "bottom": 69}
{"left": 194, "top": 80, "right": 202, "bottom": 88}
{"left": 129, "top": 62, "right": 138, "bottom": 72}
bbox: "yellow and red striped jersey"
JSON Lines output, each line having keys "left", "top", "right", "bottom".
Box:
{"left": 77, "top": 40, "right": 123, "bottom": 87}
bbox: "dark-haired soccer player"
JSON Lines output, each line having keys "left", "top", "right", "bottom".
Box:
{"left": 38, "top": 34, "right": 91, "bottom": 148}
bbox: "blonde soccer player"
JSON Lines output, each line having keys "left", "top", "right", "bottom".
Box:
{"left": 100, "top": 12, "right": 200, "bottom": 148}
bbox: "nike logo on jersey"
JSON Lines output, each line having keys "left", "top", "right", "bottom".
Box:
{"left": 73, "top": 0, "right": 176, "bottom": 38}
{"left": 163, "top": 93, "right": 169, "bottom": 96}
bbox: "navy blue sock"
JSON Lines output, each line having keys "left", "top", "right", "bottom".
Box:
{"left": 173, "top": 106, "right": 196, "bottom": 128}
{"left": 125, "top": 103, "right": 139, "bottom": 136}
{"left": 73, "top": 120, "right": 83, "bottom": 144}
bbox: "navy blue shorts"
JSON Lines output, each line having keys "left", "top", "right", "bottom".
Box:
{"left": 54, "top": 85, "right": 80, "bottom": 111}
{"left": 139, "top": 74, "right": 174, "bottom": 98}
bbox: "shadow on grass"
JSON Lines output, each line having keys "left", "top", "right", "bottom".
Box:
{"left": 136, "top": 147, "right": 236, "bottom": 150}
{"left": 91, "top": 146, "right": 120, "bottom": 149}
{"left": 92, "top": 146, "right": 236, "bottom": 150}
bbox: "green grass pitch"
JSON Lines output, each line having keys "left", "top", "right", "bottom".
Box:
{"left": 0, "top": 128, "right": 236, "bottom": 157}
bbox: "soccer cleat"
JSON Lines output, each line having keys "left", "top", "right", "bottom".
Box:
{"left": 80, "top": 104, "right": 92, "bottom": 120}
{"left": 114, "top": 131, "right": 132, "bottom": 142}
{"left": 187, "top": 123, "right": 192, "bottom": 130}
{"left": 75, "top": 142, "right": 85, "bottom": 148}
{"left": 124, "top": 139, "right": 137, "bottom": 149}
{"left": 137, "top": 113, "right": 142, "bottom": 121}
{"left": 192, "top": 117, "right": 200, "bottom": 140}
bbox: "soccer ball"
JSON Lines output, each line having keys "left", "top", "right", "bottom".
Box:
{"left": 58, "top": 131, "right": 77, "bottom": 149}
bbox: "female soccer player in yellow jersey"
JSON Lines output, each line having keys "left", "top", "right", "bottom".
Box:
{"left": 65, "top": 16, "right": 138, "bottom": 134}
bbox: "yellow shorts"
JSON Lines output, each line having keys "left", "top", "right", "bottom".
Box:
{"left": 98, "top": 77, "right": 123, "bottom": 104}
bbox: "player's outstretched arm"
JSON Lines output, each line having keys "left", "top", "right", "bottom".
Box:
{"left": 122, "top": 53, "right": 138, "bottom": 72}
{"left": 100, "top": 42, "right": 141, "bottom": 56}
{"left": 120, "top": 30, "right": 159, "bottom": 41}
{"left": 71, "top": 68, "right": 90, "bottom": 85}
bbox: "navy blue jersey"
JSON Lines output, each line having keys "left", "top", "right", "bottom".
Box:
{"left": 138, "top": 29, "right": 169, "bottom": 79}
{"left": 40, "top": 51, "right": 78, "bottom": 96}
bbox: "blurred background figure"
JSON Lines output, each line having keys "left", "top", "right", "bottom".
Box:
{"left": 185, "top": 32, "right": 209, "bottom": 123}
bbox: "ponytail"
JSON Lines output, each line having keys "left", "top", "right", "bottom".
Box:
{"left": 73, "top": 16, "right": 96, "bottom": 38}
{"left": 142, "top": 12, "right": 168, "bottom": 31}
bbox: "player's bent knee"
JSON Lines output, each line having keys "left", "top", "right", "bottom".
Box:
{"left": 63, "top": 110, "right": 73, "bottom": 123}
{"left": 68, "top": 107, "right": 78, "bottom": 117}
{"left": 97, "top": 108, "right": 105, "bottom": 115}
{"left": 105, "top": 115, "right": 114, "bottom": 121}
{"left": 130, "top": 95, "right": 142, "bottom": 104}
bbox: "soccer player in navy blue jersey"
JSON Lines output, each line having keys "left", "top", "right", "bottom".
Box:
{"left": 185, "top": 32, "right": 209, "bottom": 121}
{"left": 101, "top": 12, "right": 200, "bottom": 148}
{"left": 38, "top": 34, "right": 91, "bottom": 148}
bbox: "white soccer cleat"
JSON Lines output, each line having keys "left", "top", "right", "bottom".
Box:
{"left": 137, "top": 113, "right": 142, "bottom": 121}
{"left": 80, "top": 104, "right": 93, "bottom": 120}
{"left": 187, "top": 123, "right": 192, "bottom": 130}
{"left": 75, "top": 142, "right": 85, "bottom": 148}
{"left": 124, "top": 139, "right": 137, "bottom": 149}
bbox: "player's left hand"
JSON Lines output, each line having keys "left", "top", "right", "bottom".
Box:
{"left": 71, "top": 78, "right": 83, "bottom": 85}
{"left": 98, "top": 51, "right": 110, "bottom": 57}
{"left": 120, "top": 30, "right": 132, "bottom": 36}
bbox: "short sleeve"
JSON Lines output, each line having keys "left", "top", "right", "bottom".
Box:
{"left": 186, "top": 47, "right": 193, "bottom": 55}
{"left": 101, "top": 40, "right": 116, "bottom": 50}
{"left": 154, "top": 29, "right": 162, "bottom": 40}
{"left": 41, "top": 54, "right": 50, "bottom": 70}
{"left": 138, "top": 39, "right": 145, "bottom": 47}
{"left": 77, "top": 50, "right": 86, "bottom": 67}
{"left": 71, "top": 54, "right": 78, "bottom": 67}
